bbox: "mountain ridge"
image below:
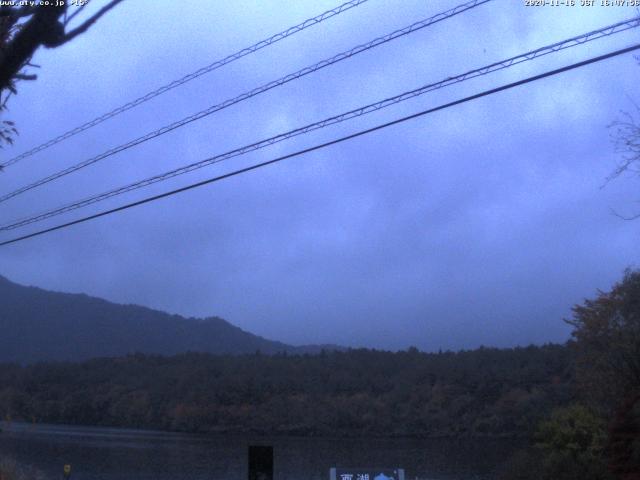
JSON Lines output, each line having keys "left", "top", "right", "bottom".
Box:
{"left": 0, "top": 274, "right": 341, "bottom": 363}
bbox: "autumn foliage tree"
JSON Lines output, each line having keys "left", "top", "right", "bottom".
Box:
{"left": 566, "top": 269, "right": 640, "bottom": 479}
{"left": 566, "top": 269, "right": 640, "bottom": 412}
{"left": 534, "top": 405, "right": 612, "bottom": 480}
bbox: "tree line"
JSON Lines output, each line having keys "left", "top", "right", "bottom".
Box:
{"left": 1, "top": 269, "right": 638, "bottom": 479}
{"left": 0, "top": 344, "right": 572, "bottom": 438}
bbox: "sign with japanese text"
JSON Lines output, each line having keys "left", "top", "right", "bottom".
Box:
{"left": 329, "top": 468, "right": 405, "bottom": 480}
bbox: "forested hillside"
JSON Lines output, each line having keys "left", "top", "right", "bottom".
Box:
{"left": 0, "top": 345, "right": 572, "bottom": 437}
{"left": 0, "top": 275, "right": 334, "bottom": 362}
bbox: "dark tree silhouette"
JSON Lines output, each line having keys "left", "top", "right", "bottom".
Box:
{"left": 0, "top": 1, "right": 125, "bottom": 150}
{"left": 607, "top": 393, "right": 640, "bottom": 480}
{"left": 566, "top": 269, "right": 640, "bottom": 413}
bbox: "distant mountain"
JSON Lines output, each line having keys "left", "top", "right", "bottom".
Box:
{"left": 0, "top": 275, "right": 340, "bottom": 363}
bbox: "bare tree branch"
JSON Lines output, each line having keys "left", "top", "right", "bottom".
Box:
{"left": 0, "top": 5, "right": 65, "bottom": 91}
{"left": 13, "top": 73, "right": 36, "bottom": 81}
{"left": 64, "top": 2, "right": 90, "bottom": 27}
{"left": 606, "top": 88, "right": 640, "bottom": 219}
{"left": 50, "top": 0, "right": 124, "bottom": 47}
{"left": 606, "top": 107, "right": 640, "bottom": 183}
{"left": 0, "top": 6, "right": 38, "bottom": 19}
{"left": 610, "top": 207, "right": 640, "bottom": 221}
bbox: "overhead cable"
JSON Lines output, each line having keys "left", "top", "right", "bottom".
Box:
{"left": 1, "top": 43, "right": 638, "bottom": 247}
{"left": 2, "top": 16, "right": 638, "bottom": 232}
{"left": 0, "top": 0, "right": 371, "bottom": 169}
{"left": 0, "top": 0, "right": 492, "bottom": 203}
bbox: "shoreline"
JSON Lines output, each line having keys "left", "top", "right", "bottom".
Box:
{"left": 1, "top": 419, "right": 530, "bottom": 441}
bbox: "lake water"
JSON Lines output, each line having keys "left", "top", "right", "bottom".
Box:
{"left": 0, "top": 422, "right": 519, "bottom": 480}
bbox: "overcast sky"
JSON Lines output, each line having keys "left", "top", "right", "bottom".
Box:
{"left": 0, "top": 0, "right": 638, "bottom": 351}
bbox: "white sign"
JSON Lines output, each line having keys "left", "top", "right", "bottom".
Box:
{"left": 330, "top": 468, "right": 405, "bottom": 480}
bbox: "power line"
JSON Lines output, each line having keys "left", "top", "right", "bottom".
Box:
{"left": 3, "top": 16, "right": 638, "bottom": 233}
{"left": 1, "top": 43, "right": 638, "bottom": 248}
{"left": 0, "top": 0, "right": 492, "bottom": 204}
{"left": 0, "top": 0, "right": 371, "bottom": 169}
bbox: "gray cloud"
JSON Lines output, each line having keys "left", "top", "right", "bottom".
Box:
{"left": 1, "top": 0, "right": 639, "bottom": 351}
